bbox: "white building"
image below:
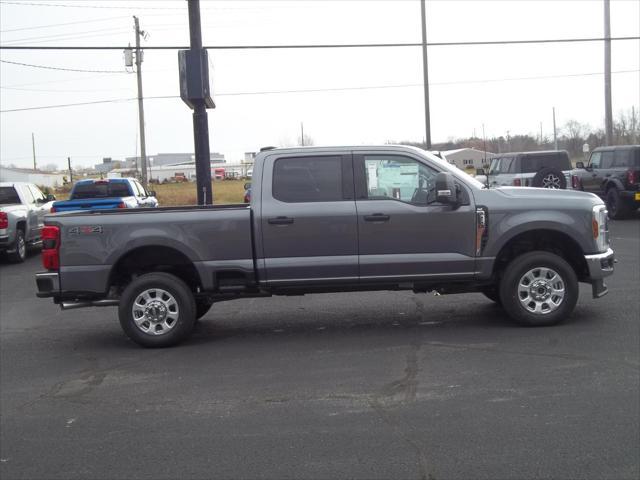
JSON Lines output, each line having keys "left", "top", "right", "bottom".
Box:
{"left": 0, "top": 165, "right": 66, "bottom": 188}
{"left": 441, "top": 148, "right": 493, "bottom": 170}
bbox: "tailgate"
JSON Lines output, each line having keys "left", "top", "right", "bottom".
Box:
{"left": 53, "top": 198, "right": 125, "bottom": 212}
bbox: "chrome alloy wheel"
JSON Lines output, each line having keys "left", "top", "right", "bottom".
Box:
{"left": 541, "top": 173, "right": 562, "bottom": 189}
{"left": 131, "top": 288, "right": 179, "bottom": 335}
{"left": 517, "top": 267, "right": 565, "bottom": 314}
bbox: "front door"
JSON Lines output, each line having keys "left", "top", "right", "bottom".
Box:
{"left": 354, "top": 152, "right": 477, "bottom": 282}
{"left": 260, "top": 153, "right": 358, "bottom": 285}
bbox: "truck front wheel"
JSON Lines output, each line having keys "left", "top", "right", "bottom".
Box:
{"left": 499, "top": 251, "right": 578, "bottom": 327}
{"left": 118, "top": 272, "right": 196, "bottom": 348}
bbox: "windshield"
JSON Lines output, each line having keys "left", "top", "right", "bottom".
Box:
{"left": 71, "top": 182, "right": 131, "bottom": 199}
{"left": 0, "top": 186, "right": 21, "bottom": 205}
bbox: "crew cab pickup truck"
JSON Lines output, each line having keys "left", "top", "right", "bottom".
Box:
{"left": 51, "top": 178, "right": 158, "bottom": 213}
{"left": 36, "top": 146, "right": 615, "bottom": 348}
{"left": 1, "top": 182, "right": 56, "bottom": 262}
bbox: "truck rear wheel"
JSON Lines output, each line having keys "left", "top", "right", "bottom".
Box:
{"left": 499, "top": 251, "right": 578, "bottom": 327}
{"left": 7, "top": 229, "right": 26, "bottom": 263}
{"left": 118, "top": 272, "right": 196, "bottom": 348}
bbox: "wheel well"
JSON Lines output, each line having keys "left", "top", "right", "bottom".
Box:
{"left": 109, "top": 246, "right": 201, "bottom": 293}
{"left": 493, "top": 230, "right": 589, "bottom": 281}
{"left": 16, "top": 220, "right": 25, "bottom": 232}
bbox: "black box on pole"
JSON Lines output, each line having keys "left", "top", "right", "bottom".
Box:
{"left": 178, "top": 49, "right": 215, "bottom": 109}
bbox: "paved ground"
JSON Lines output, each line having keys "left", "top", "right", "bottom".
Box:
{"left": 1, "top": 219, "right": 639, "bottom": 480}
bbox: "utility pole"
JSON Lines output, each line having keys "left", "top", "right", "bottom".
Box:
{"left": 134, "top": 16, "right": 148, "bottom": 186}
{"left": 186, "top": 0, "right": 213, "bottom": 205}
{"left": 420, "top": 0, "right": 432, "bottom": 149}
{"left": 31, "top": 132, "right": 36, "bottom": 170}
{"left": 300, "top": 122, "right": 304, "bottom": 146}
{"left": 68, "top": 157, "right": 73, "bottom": 183}
{"left": 604, "top": 0, "right": 613, "bottom": 145}
{"left": 552, "top": 107, "right": 558, "bottom": 150}
{"left": 540, "top": 122, "right": 543, "bottom": 148}
{"left": 482, "top": 123, "right": 487, "bottom": 165}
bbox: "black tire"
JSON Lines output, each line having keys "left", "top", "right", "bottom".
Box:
{"left": 6, "top": 229, "right": 26, "bottom": 263}
{"left": 606, "top": 188, "right": 631, "bottom": 220}
{"left": 531, "top": 167, "right": 567, "bottom": 189}
{"left": 118, "top": 272, "right": 196, "bottom": 348}
{"left": 499, "top": 251, "right": 578, "bottom": 327}
{"left": 195, "top": 298, "right": 214, "bottom": 320}
{"left": 480, "top": 287, "right": 502, "bottom": 305}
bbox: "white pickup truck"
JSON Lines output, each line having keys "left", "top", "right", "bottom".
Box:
{"left": 0, "top": 182, "right": 56, "bottom": 262}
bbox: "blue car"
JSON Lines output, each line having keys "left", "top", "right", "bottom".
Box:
{"left": 51, "top": 178, "right": 158, "bottom": 213}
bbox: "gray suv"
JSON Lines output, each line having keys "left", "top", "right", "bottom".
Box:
{"left": 477, "top": 150, "right": 574, "bottom": 189}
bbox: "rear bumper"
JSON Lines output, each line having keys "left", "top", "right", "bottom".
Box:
{"left": 35, "top": 271, "right": 60, "bottom": 298}
{"left": 619, "top": 190, "right": 640, "bottom": 205}
{"left": 584, "top": 248, "right": 615, "bottom": 298}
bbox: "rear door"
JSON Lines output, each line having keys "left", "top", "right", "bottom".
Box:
{"left": 260, "top": 153, "right": 358, "bottom": 285}
{"left": 354, "top": 152, "right": 477, "bottom": 281}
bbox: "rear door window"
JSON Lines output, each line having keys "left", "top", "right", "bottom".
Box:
{"left": 71, "top": 182, "right": 132, "bottom": 199}
{"left": 273, "top": 156, "right": 343, "bottom": 203}
{"left": 0, "top": 186, "right": 21, "bottom": 204}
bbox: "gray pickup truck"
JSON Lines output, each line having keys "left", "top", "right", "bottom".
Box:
{"left": 36, "top": 146, "right": 615, "bottom": 347}
{"left": 1, "top": 182, "right": 56, "bottom": 262}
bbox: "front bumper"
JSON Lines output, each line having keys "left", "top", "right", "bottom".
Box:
{"left": 584, "top": 248, "right": 615, "bottom": 298}
{"left": 35, "top": 271, "right": 60, "bottom": 298}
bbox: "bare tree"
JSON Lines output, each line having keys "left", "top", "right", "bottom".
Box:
{"left": 297, "top": 134, "right": 315, "bottom": 146}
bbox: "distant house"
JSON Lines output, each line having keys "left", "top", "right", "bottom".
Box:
{"left": 0, "top": 165, "right": 66, "bottom": 188}
{"left": 441, "top": 148, "right": 493, "bottom": 170}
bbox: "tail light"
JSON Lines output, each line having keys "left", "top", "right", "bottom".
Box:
{"left": 50, "top": 206, "right": 57, "bottom": 213}
{"left": 117, "top": 202, "right": 126, "bottom": 208}
{"left": 513, "top": 178, "right": 522, "bottom": 186}
{"left": 0, "top": 212, "right": 8, "bottom": 229}
{"left": 571, "top": 174, "right": 581, "bottom": 190}
{"left": 627, "top": 169, "right": 637, "bottom": 185}
{"left": 41, "top": 225, "right": 60, "bottom": 270}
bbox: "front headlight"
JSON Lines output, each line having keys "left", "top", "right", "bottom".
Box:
{"left": 592, "top": 205, "right": 609, "bottom": 252}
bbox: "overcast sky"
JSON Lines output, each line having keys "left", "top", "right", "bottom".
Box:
{"left": 1, "top": 0, "right": 639, "bottom": 169}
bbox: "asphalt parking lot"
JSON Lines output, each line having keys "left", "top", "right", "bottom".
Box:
{"left": 1, "top": 219, "right": 639, "bottom": 480}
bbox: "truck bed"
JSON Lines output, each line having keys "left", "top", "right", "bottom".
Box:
{"left": 46, "top": 204, "right": 254, "bottom": 296}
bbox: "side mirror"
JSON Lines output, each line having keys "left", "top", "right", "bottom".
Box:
{"left": 148, "top": 190, "right": 156, "bottom": 197}
{"left": 244, "top": 183, "right": 251, "bottom": 190}
{"left": 45, "top": 194, "right": 56, "bottom": 201}
{"left": 435, "top": 172, "right": 458, "bottom": 206}
{"left": 475, "top": 168, "right": 486, "bottom": 176}
{"left": 575, "top": 161, "right": 585, "bottom": 169}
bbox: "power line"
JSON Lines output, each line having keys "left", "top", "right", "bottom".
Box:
{"left": 1, "top": 26, "right": 131, "bottom": 44}
{"left": 2, "top": 69, "right": 637, "bottom": 113}
{"left": 0, "top": 36, "right": 638, "bottom": 50}
{"left": 0, "top": 1, "right": 186, "bottom": 10}
{"left": 0, "top": 59, "right": 129, "bottom": 73}
{"left": 0, "top": 15, "right": 128, "bottom": 33}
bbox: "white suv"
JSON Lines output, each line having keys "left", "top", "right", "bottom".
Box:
{"left": 476, "top": 150, "right": 575, "bottom": 189}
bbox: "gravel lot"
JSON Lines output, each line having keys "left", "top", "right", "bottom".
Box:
{"left": 1, "top": 219, "right": 638, "bottom": 480}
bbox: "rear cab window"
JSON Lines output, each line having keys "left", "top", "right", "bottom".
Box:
{"left": 71, "top": 181, "right": 132, "bottom": 199}
{"left": 272, "top": 156, "right": 344, "bottom": 203}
